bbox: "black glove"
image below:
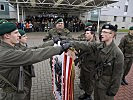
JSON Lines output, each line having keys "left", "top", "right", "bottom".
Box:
{"left": 53, "top": 36, "right": 60, "bottom": 44}
{"left": 60, "top": 40, "right": 69, "bottom": 45}
{"left": 106, "top": 90, "right": 115, "bottom": 96}
{"left": 60, "top": 43, "right": 71, "bottom": 55}
{"left": 43, "top": 37, "right": 49, "bottom": 42}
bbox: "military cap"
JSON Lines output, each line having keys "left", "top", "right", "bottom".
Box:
{"left": 55, "top": 18, "right": 64, "bottom": 24}
{"left": 0, "top": 19, "right": 8, "bottom": 24}
{"left": 129, "top": 26, "right": 133, "bottom": 30}
{"left": 85, "top": 22, "right": 92, "bottom": 27}
{"left": 0, "top": 22, "right": 17, "bottom": 36}
{"left": 18, "top": 29, "right": 26, "bottom": 36}
{"left": 102, "top": 24, "right": 117, "bottom": 32}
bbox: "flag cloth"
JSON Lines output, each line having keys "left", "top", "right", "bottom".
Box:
{"left": 52, "top": 43, "right": 75, "bottom": 100}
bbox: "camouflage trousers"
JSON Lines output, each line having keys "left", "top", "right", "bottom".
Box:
{"left": 80, "top": 69, "right": 94, "bottom": 95}
{"left": 123, "top": 57, "right": 133, "bottom": 77}
{"left": 94, "top": 87, "right": 114, "bottom": 100}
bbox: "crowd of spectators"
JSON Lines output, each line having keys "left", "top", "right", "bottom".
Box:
{"left": 16, "top": 15, "right": 86, "bottom": 32}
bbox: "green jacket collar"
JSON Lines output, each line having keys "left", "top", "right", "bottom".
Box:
{"left": 0, "top": 40, "right": 15, "bottom": 49}
{"left": 97, "top": 40, "right": 115, "bottom": 54}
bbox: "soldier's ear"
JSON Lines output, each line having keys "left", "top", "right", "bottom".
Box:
{"left": 4, "top": 33, "right": 11, "bottom": 39}
{"left": 112, "top": 31, "right": 116, "bottom": 38}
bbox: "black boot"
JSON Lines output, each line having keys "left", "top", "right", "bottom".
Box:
{"left": 123, "top": 78, "right": 128, "bottom": 85}
{"left": 121, "top": 79, "right": 125, "bottom": 85}
{"left": 84, "top": 96, "right": 92, "bottom": 100}
{"left": 78, "top": 93, "right": 92, "bottom": 100}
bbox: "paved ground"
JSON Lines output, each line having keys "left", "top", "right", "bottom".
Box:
{"left": 27, "top": 32, "right": 133, "bottom": 100}
{"left": 114, "top": 63, "right": 133, "bottom": 100}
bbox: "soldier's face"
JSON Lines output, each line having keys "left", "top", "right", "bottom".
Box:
{"left": 4, "top": 29, "right": 20, "bottom": 46}
{"left": 101, "top": 29, "right": 114, "bottom": 42}
{"left": 129, "top": 30, "right": 133, "bottom": 36}
{"left": 56, "top": 22, "right": 64, "bottom": 29}
{"left": 19, "top": 34, "right": 28, "bottom": 44}
{"left": 85, "top": 31, "right": 93, "bottom": 41}
{"left": 10, "top": 30, "right": 20, "bottom": 44}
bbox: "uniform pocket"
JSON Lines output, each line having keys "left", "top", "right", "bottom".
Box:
{"left": 96, "top": 76, "right": 111, "bottom": 89}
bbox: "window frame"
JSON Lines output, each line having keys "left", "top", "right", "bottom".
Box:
{"left": 114, "top": 16, "right": 117, "bottom": 22}
{"left": 123, "top": 17, "right": 126, "bottom": 22}
{"left": 124, "top": 5, "right": 128, "bottom": 12}
{"left": 0, "top": 3, "right": 5, "bottom": 11}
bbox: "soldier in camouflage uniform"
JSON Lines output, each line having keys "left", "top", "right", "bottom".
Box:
{"left": 118, "top": 26, "right": 133, "bottom": 85}
{"left": 78, "top": 28, "right": 97, "bottom": 100}
{"left": 77, "top": 22, "right": 93, "bottom": 40}
{"left": 43, "top": 18, "right": 71, "bottom": 41}
{"left": 0, "top": 22, "right": 70, "bottom": 100}
{"left": 71, "top": 24, "right": 124, "bottom": 100}
{"left": 15, "top": 29, "right": 65, "bottom": 100}
{"left": 15, "top": 29, "right": 35, "bottom": 100}
{"left": 43, "top": 18, "right": 72, "bottom": 68}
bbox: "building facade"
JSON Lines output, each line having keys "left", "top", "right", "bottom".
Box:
{"left": 100, "top": 0, "right": 133, "bottom": 29}
{"left": 0, "top": 0, "right": 10, "bottom": 19}
{"left": 80, "top": 0, "right": 133, "bottom": 29}
{"left": 0, "top": 0, "right": 17, "bottom": 21}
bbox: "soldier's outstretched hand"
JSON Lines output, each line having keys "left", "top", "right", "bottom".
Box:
{"left": 53, "top": 36, "right": 60, "bottom": 44}
{"left": 60, "top": 39, "right": 69, "bottom": 45}
{"left": 60, "top": 43, "right": 71, "bottom": 54}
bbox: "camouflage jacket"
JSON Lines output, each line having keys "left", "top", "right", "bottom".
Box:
{"left": 77, "top": 39, "right": 96, "bottom": 72}
{"left": 72, "top": 40, "right": 124, "bottom": 95}
{"left": 0, "top": 41, "right": 61, "bottom": 88}
{"left": 119, "top": 33, "right": 133, "bottom": 58}
{"left": 15, "top": 43, "right": 35, "bottom": 78}
{"left": 43, "top": 28, "right": 72, "bottom": 41}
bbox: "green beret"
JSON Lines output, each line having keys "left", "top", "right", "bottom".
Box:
{"left": 0, "top": 19, "right": 8, "bottom": 24}
{"left": 85, "top": 22, "right": 92, "bottom": 27}
{"left": 129, "top": 26, "right": 133, "bottom": 30}
{"left": 55, "top": 18, "right": 64, "bottom": 24}
{"left": 102, "top": 24, "right": 117, "bottom": 32}
{"left": 0, "top": 22, "right": 17, "bottom": 36}
{"left": 18, "top": 29, "right": 26, "bottom": 36}
{"left": 85, "top": 27, "right": 93, "bottom": 32}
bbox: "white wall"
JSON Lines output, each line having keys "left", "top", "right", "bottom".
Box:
{"left": 100, "top": 15, "right": 133, "bottom": 29}
{"left": 9, "top": 4, "right": 17, "bottom": 19}
{"left": 98, "top": 0, "right": 133, "bottom": 29}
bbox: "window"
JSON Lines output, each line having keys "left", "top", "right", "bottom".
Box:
{"left": 123, "top": 17, "right": 126, "bottom": 22}
{"left": 114, "top": 16, "right": 117, "bottom": 21}
{"left": 124, "top": 5, "right": 128, "bottom": 12}
{"left": 131, "top": 17, "right": 133, "bottom": 22}
{"left": 0, "top": 4, "right": 5, "bottom": 11}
